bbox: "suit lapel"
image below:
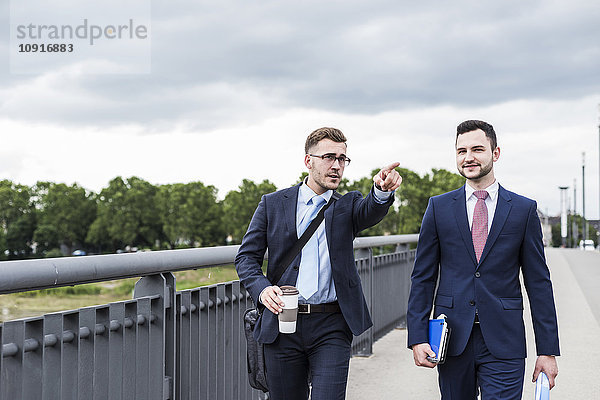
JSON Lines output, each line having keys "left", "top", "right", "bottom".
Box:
{"left": 477, "top": 185, "right": 512, "bottom": 267}
{"left": 453, "top": 186, "right": 478, "bottom": 266}
{"left": 283, "top": 184, "right": 301, "bottom": 236}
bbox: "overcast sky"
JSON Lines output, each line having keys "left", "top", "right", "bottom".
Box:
{"left": 1, "top": 0, "right": 599, "bottom": 219}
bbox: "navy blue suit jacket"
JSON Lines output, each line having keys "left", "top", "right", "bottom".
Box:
{"left": 407, "top": 185, "right": 560, "bottom": 359}
{"left": 235, "top": 183, "right": 394, "bottom": 344}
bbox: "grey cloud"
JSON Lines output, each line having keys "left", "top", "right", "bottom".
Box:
{"left": 1, "top": 0, "right": 598, "bottom": 129}
{"left": 0, "top": 147, "right": 25, "bottom": 178}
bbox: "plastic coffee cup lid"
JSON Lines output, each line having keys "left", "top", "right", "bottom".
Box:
{"left": 280, "top": 285, "right": 299, "bottom": 295}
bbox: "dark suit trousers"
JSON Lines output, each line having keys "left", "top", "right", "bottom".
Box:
{"left": 263, "top": 312, "right": 353, "bottom": 400}
{"left": 438, "top": 324, "right": 525, "bottom": 400}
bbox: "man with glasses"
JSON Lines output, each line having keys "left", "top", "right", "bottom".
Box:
{"left": 236, "top": 127, "right": 401, "bottom": 400}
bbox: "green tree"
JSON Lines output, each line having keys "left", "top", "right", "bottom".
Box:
{"left": 33, "top": 182, "right": 96, "bottom": 254}
{"left": 85, "top": 200, "right": 112, "bottom": 252}
{"left": 0, "top": 228, "right": 7, "bottom": 260}
{"left": 551, "top": 223, "right": 561, "bottom": 247}
{"left": 345, "top": 174, "right": 374, "bottom": 197}
{"left": 0, "top": 180, "right": 36, "bottom": 259}
{"left": 5, "top": 212, "right": 37, "bottom": 258}
{"left": 157, "top": 182, "right": 225, "bottom": 248}
{"left": 222, "top": 179, "right": 277, "bottom": 244}
{"left": 393, "top": 167, "right": 428, "bottom": 234}
{"left": 87, "top": 177, "right": 162, "bottom": 251}
{"left": 426, "top": 168, "right": 466, "bottom": 196}
{"left": 343, "top": 172, "right": 389, "bottom": 236}
{"left": 588, "top": 224, "right": 599, "bottom": 247}
{"left": 340, "top": 167, "right": 426, "bottom": 236}
{"left": 395, "top": 168, "right": 464, "bottom": 235}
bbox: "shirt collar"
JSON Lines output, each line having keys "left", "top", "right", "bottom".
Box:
{"left": 299, "top": 179, "right": 333, "bottom": 205}
{"left": 465, "top": 180, "right": 499, "bottom": 201}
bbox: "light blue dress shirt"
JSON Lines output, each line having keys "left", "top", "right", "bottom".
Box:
{"left": 297, "top": 182, "right": 393, "bottom": 304}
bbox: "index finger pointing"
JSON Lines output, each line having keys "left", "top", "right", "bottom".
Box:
{"left": 382, "top": 162, "right": 400, "bottom": 172}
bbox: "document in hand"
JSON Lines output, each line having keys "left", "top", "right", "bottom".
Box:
{"left": 427, "top": 314, "right": 449, "bottom": 364}
{"left": 534, "top": 372, "right": 550, "bottom": 400}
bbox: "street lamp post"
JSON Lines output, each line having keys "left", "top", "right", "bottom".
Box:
{"left": 582, "top": 152, "right": 587, "bottom": 242}
{"left": 573, "top": 179, "right": 578, "bottom": 247}
{"left": 559, "top": 186, "right": 569, "bottom": 247}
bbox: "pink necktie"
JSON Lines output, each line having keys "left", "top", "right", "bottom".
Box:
{"left": 472, "top": 190, "right": 489, "bottom": 263}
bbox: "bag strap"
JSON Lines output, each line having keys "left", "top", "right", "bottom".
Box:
{"left": 269, "top": 191, "right": 342, "bottom": 286}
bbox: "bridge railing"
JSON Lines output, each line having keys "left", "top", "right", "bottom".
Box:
{"left": 0, "top": 234, "right": 418, "bottom": 400}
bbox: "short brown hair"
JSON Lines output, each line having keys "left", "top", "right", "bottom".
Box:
{"left": 304, "top": 127, "right": 347, "bottom": 154}
{"left": 456, "top": 120, "right": 497, "bottom": 149}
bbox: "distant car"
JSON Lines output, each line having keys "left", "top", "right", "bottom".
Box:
{"left": 579, "top": 240, "right": 595, "bottom": 251}
{"left": 72, "top": 249, "right": 87, "bottom": 256}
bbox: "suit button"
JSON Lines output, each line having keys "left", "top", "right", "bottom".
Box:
{"left": 469, "top": 300, "right": 476, "bottom": 306}
{"left": 475, "top": 272, "right": 481, "bottom": 278}
{"left": 293, "top": 266, "right": 299, "bottom": 270}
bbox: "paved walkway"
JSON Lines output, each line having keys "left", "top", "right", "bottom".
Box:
{"left": 346, "top": 248, "right": 600, "bottom": 399}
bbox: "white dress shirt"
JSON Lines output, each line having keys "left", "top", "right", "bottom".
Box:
{"left": 465, "top": 180, "right": 499, "bottom": 233}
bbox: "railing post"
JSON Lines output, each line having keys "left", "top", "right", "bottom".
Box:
{"left": 396, "top": 244, "right": 412, "bottom": 329}
{"left": 395, "top": 243, "right": 409, "bottom": 253}
{"left": 134, "top": 273, "right": 176, "bottom": 400}
{"left": 354, "top": 247, "right": 373, "bottom": 356}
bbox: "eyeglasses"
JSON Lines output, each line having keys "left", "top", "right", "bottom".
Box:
{"left": 309, "top": 153, "right": 351, "bottom": 166}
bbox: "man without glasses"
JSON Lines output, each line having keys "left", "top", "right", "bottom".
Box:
{"left": 236, "top": 127, "right": 402, "bottom": 400}
{"left": 407, "top": 120, "right": 560, "bottom": 399}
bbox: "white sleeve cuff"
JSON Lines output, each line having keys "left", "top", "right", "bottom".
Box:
{"left": 258, "top": 287, "right": 268, "bottom": 304}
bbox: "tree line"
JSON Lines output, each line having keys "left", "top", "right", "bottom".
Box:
{"left": 550, "top": 213, "right": 598, "bottom": 248}
{"left": 0, "top": 168, "right": 466, "bottom": 260}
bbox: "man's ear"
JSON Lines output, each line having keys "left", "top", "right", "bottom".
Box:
{"left": 493, "top": 147, "right": 501, "bottom": 162}
{"left": 304, "top": 154, "right": 312, "bottom": 169}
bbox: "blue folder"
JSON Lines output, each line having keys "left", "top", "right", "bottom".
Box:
{"left": 534, "top": 372, "right": 550, "bottom": 400}
{"left": 427, "top": 314, "right": 449, "bottom": 364}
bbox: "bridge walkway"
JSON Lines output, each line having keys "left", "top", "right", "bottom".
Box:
{"left": 347, "top": 248, "right": 600, "bottom": 399}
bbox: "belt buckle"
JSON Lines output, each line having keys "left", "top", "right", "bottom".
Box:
{"left": 299, "top": 304, "right": 310, "bottom": 314}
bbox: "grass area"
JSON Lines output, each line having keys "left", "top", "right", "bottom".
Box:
{"left": 174, "top": 265, "right": 241, "bottom": 290}
{"left": 0, "top": 265, "right": 241, "bottom": 322}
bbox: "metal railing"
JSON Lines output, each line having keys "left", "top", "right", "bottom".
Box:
{"left": 0, "top": 234, "right": 418, "bottom": 400}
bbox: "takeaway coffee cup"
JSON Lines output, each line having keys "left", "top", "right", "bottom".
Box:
{"left": 278, "top": 286, "right": 299, "bottom": 334}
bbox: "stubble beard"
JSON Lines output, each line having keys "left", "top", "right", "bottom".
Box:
{"left": 314, "top": 171, "right": 341, "bottom": 192}
{"left": 458, "top": 161, "right": 493, "bottom": 182}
